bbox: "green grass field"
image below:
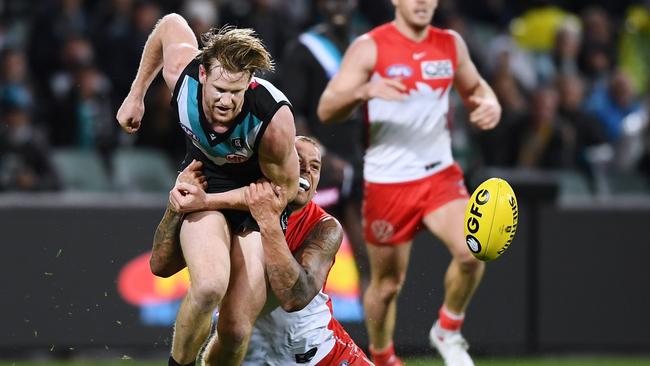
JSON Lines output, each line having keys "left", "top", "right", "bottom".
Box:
{"left": 3, "top": 357, "right": 650, "bottom": 366}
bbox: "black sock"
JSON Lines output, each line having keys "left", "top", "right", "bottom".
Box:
{"left": 168, "top": 356, "right": 195, "bottom": 366}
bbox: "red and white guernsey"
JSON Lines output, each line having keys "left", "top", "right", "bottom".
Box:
{"left": 244, "top": 201, "right": 344, "bottom": 366}
{"left": 364, "top": 23, "right": 458, "bottom": 183}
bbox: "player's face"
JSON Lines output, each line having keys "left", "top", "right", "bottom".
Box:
{"left": 293, "top": 140, "right": 322, "bottom": 207}
{"left": 199, "top": 62, "right": 250, "bottom": 125}
{"left": 393, "top": 0, "right": 437, "bottom": 29}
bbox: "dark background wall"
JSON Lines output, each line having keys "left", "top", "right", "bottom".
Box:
{"left": 2, "top": 196, "right": 649, "bottom": 356}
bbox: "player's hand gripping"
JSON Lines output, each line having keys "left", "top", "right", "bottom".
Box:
{"left": 360, "top": 77, "right": 407, "bottom": 101}
{"left": 175, "top": 159, "right": 207, "bottom": 189}
{"left": 169, "top": 160, "right": 208, "bottom": 213}
{"left": 468, "top": 95, "right": 501, "bottom": 130}
{"left": 116, "top": 94, "right": 145, "bottom": 134}
{"left": 244, "top": 180, "right": 287, "bottom": 227}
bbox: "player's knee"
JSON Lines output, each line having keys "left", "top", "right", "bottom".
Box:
{"left": 372, "top": 275, "right": 406, "bottom": 303}
{"left": 455, "top": 253, "right": 484, "bottom": 273}
{"left": 189, "top": 280, "right": 226, "bottom": 311}
{"left": 218, "top": 320, "right": 252, "bottom": 349}
{"left": 149, "top": 257, "right": 173, "bottom": 278}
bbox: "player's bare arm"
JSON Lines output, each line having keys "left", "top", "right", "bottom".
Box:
{"left": 318, "top": 36, "right": 407, "bottom": 123}
{"left": 150, "top": 207, "right": 185, "bottom": 277}
{"left": 450, "top": 31, "right": 501, "bottom": 130}
{"left": 150, "top": 160, "right": 206, "bottom": 277}
{"left": 116, "top": 13, "right": 198, "bottom": 133}
{"left": 257, "top": 105, "right": 300, "bottom": 202}
{"left": 245, "top": 182, "right": 343, "bottom": 312}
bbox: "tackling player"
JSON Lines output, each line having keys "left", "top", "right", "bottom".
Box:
{"left": 152, "top": 136, "right": 373, "bottom": 365}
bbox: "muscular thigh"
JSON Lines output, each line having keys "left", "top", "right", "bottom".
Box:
{"left": 180, "top": 210, "right": 231, "bottom": 288}
{"left": 366, "top": 243, "right": 412, "bottom": 282}
{"left": 422, "top": 198, "right": 471, "bottom": 259}
{"left": 218, "top": 231, "right": 267, "bottom": 326}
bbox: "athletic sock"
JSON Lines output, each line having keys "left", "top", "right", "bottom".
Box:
{"left": 168, "top": 356, "right": 195, "bottom": 366}
{"left": 369, "top": 341, "right": 402, "bottom": 366}
{"left": 438, "top": 304, "right": 465, "bottom": 333}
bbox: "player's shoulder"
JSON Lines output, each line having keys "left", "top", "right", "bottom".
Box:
{"left": 366, "top": 22, "right": 396, "bottom": 39}
{"left": 430, "top": 26, "right": 463, "bottom": 45}
{"left": 311, "top": 203, "right": 342, "bottom": 233}
{"left": 247, "top": 77, "right": 293, "bottom": 123}
{"left": 172, "top": 58, "right": 201, "bottom": 100}
{"left": 249, "top": 77, "right": 290, "bottom": 105}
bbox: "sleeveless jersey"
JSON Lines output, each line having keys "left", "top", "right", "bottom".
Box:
{"left": 245, "top": 201, "right": 340, "bottom": 365}
{"left": 172, "top": 59, "right": 292, "bottom": 190}
{"left": 364, "top": 23, "right": 458, "bottom": 183}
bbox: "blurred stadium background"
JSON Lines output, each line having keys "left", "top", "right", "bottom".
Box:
{"left": 1, "top": 0, "right": 650, "bottom": 364}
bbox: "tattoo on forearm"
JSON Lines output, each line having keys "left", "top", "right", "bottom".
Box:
{"left": 151, "top": 209, "right": 185, "bottom": 274}
{"left": 265, "top": 218, "right": 343, "bottom": 309}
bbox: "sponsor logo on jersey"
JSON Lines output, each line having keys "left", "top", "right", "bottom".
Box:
{"left": 231, "top": 137, "right": 243, "bottom": 149}
{"left": 386, "top": 64, "right": 413, "bottom": 79}
{"left": 371, "top": 220, "right": 394, "bottom": 243}
{"left": 225, "top": 153, "right": 249, "bottom": 163}
{"left": 413, "top": 51, "right": 426, "bottom": 60}
{"left": 180, "top": 124, "right": 200, "bottom": 143}
{"left": 421, "top": 60, "right": 453, "bottom": 79}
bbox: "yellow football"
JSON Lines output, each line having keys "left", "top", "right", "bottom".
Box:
{"left": 464, "top": 178, "right": 518, "bottom": 261}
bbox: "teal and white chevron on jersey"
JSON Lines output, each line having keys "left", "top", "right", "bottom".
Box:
{"left": 174, "top": 70, "right": 289, "bottom": 167}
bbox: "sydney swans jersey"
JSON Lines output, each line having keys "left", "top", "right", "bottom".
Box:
{"left": 244, "top": 202, "right": 340, "bottom": 366}
{"left": 364, "top": 23, "right": 457, "bottom": 183}
{"left": 172, "top": 59, "right": 291, "bottom": 189}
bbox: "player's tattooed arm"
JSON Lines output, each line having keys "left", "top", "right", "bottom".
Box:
{"left": 263, "top": 217, "right": 343, "bottom": 312}
{"left": 150, "top": 160, "right": 206, "bottom": 277}
{"left": 150, "top": 206, "right": 186, "bottom": 278}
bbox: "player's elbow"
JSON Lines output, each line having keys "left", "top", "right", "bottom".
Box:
{"left": 150, "top": 255, "right": 173, "bottom": 278}
{"left": 281, "top": 299, "right": 309, "bottom": 313}
{"left": 317, "top": 100, "right": 338, "bottom": 124}
{"left": 160, "top": 13, "right": 187, "bottom": 28}
{"left": 317, "top": 103, "right": 330, "bottom": 123}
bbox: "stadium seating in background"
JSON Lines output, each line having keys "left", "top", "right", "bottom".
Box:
{"left": 608, "top": 171, "right": 650, "bottom": 195}
{"left": 51, "top": 148, "right": 112, "bottom": 192}
{"left": 554, "top": 170, "right": 593, "bottom": 199}
{"left": 112, "top": 147, "right": 177, "bottom": 193}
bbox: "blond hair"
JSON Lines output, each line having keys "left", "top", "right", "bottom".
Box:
{"left": 198, "top": 25, "right": 274, "bottom": 76}
{"left": 295, "top": 135, "right": 325, "bottom": 155}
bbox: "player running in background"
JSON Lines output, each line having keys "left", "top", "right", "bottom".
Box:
{"left": 318, "top": 0, "right": 501, "bottom": 365}
{"left": 152, "top": 137, "right": 374, "bottom": 366}
{"left": 116, "top": 14, "right": 298, "bottom": 366}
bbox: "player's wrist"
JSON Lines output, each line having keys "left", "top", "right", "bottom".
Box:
{"left": 258, "top": 216, "right": 282, "bottom": 231}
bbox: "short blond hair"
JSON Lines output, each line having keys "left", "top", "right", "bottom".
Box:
{"left": 198, "top": 25, "right": 274, "bottom": 76}
{"left": 295, "top": 135, "right": 324, "bottom": 155}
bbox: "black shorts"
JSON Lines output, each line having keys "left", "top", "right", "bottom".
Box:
{"left": 179, "top": 150, "right": 290, "bottom": 234}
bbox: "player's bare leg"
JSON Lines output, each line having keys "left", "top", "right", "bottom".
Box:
{"left": 423, "top": 199, "right": 484, "bottom": 314}
{"left": 363, "top": 242, "right": 411, "bottom": 365}
{"left": 171, "top": 211, "right": 231, "bottom": 365}
{"left": 203, "top": 231, "right": 267, "bottom": 366}
{"left": 423, "top": 198, "right": 484, "bottom": 366}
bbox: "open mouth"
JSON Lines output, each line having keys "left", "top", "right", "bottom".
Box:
{"left": 298, "top": 177, "right": 311, "bottom": 191}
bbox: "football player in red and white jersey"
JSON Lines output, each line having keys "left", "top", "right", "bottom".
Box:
{"left": 318, "top": 0, "right": 501, "bottom": 365}
{"left": 151, "top": 136, "right": 374, "bottom": 366}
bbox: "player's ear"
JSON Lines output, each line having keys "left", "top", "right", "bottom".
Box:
{"left": 199, "top": 64, "right": 207, "bottom": 84}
